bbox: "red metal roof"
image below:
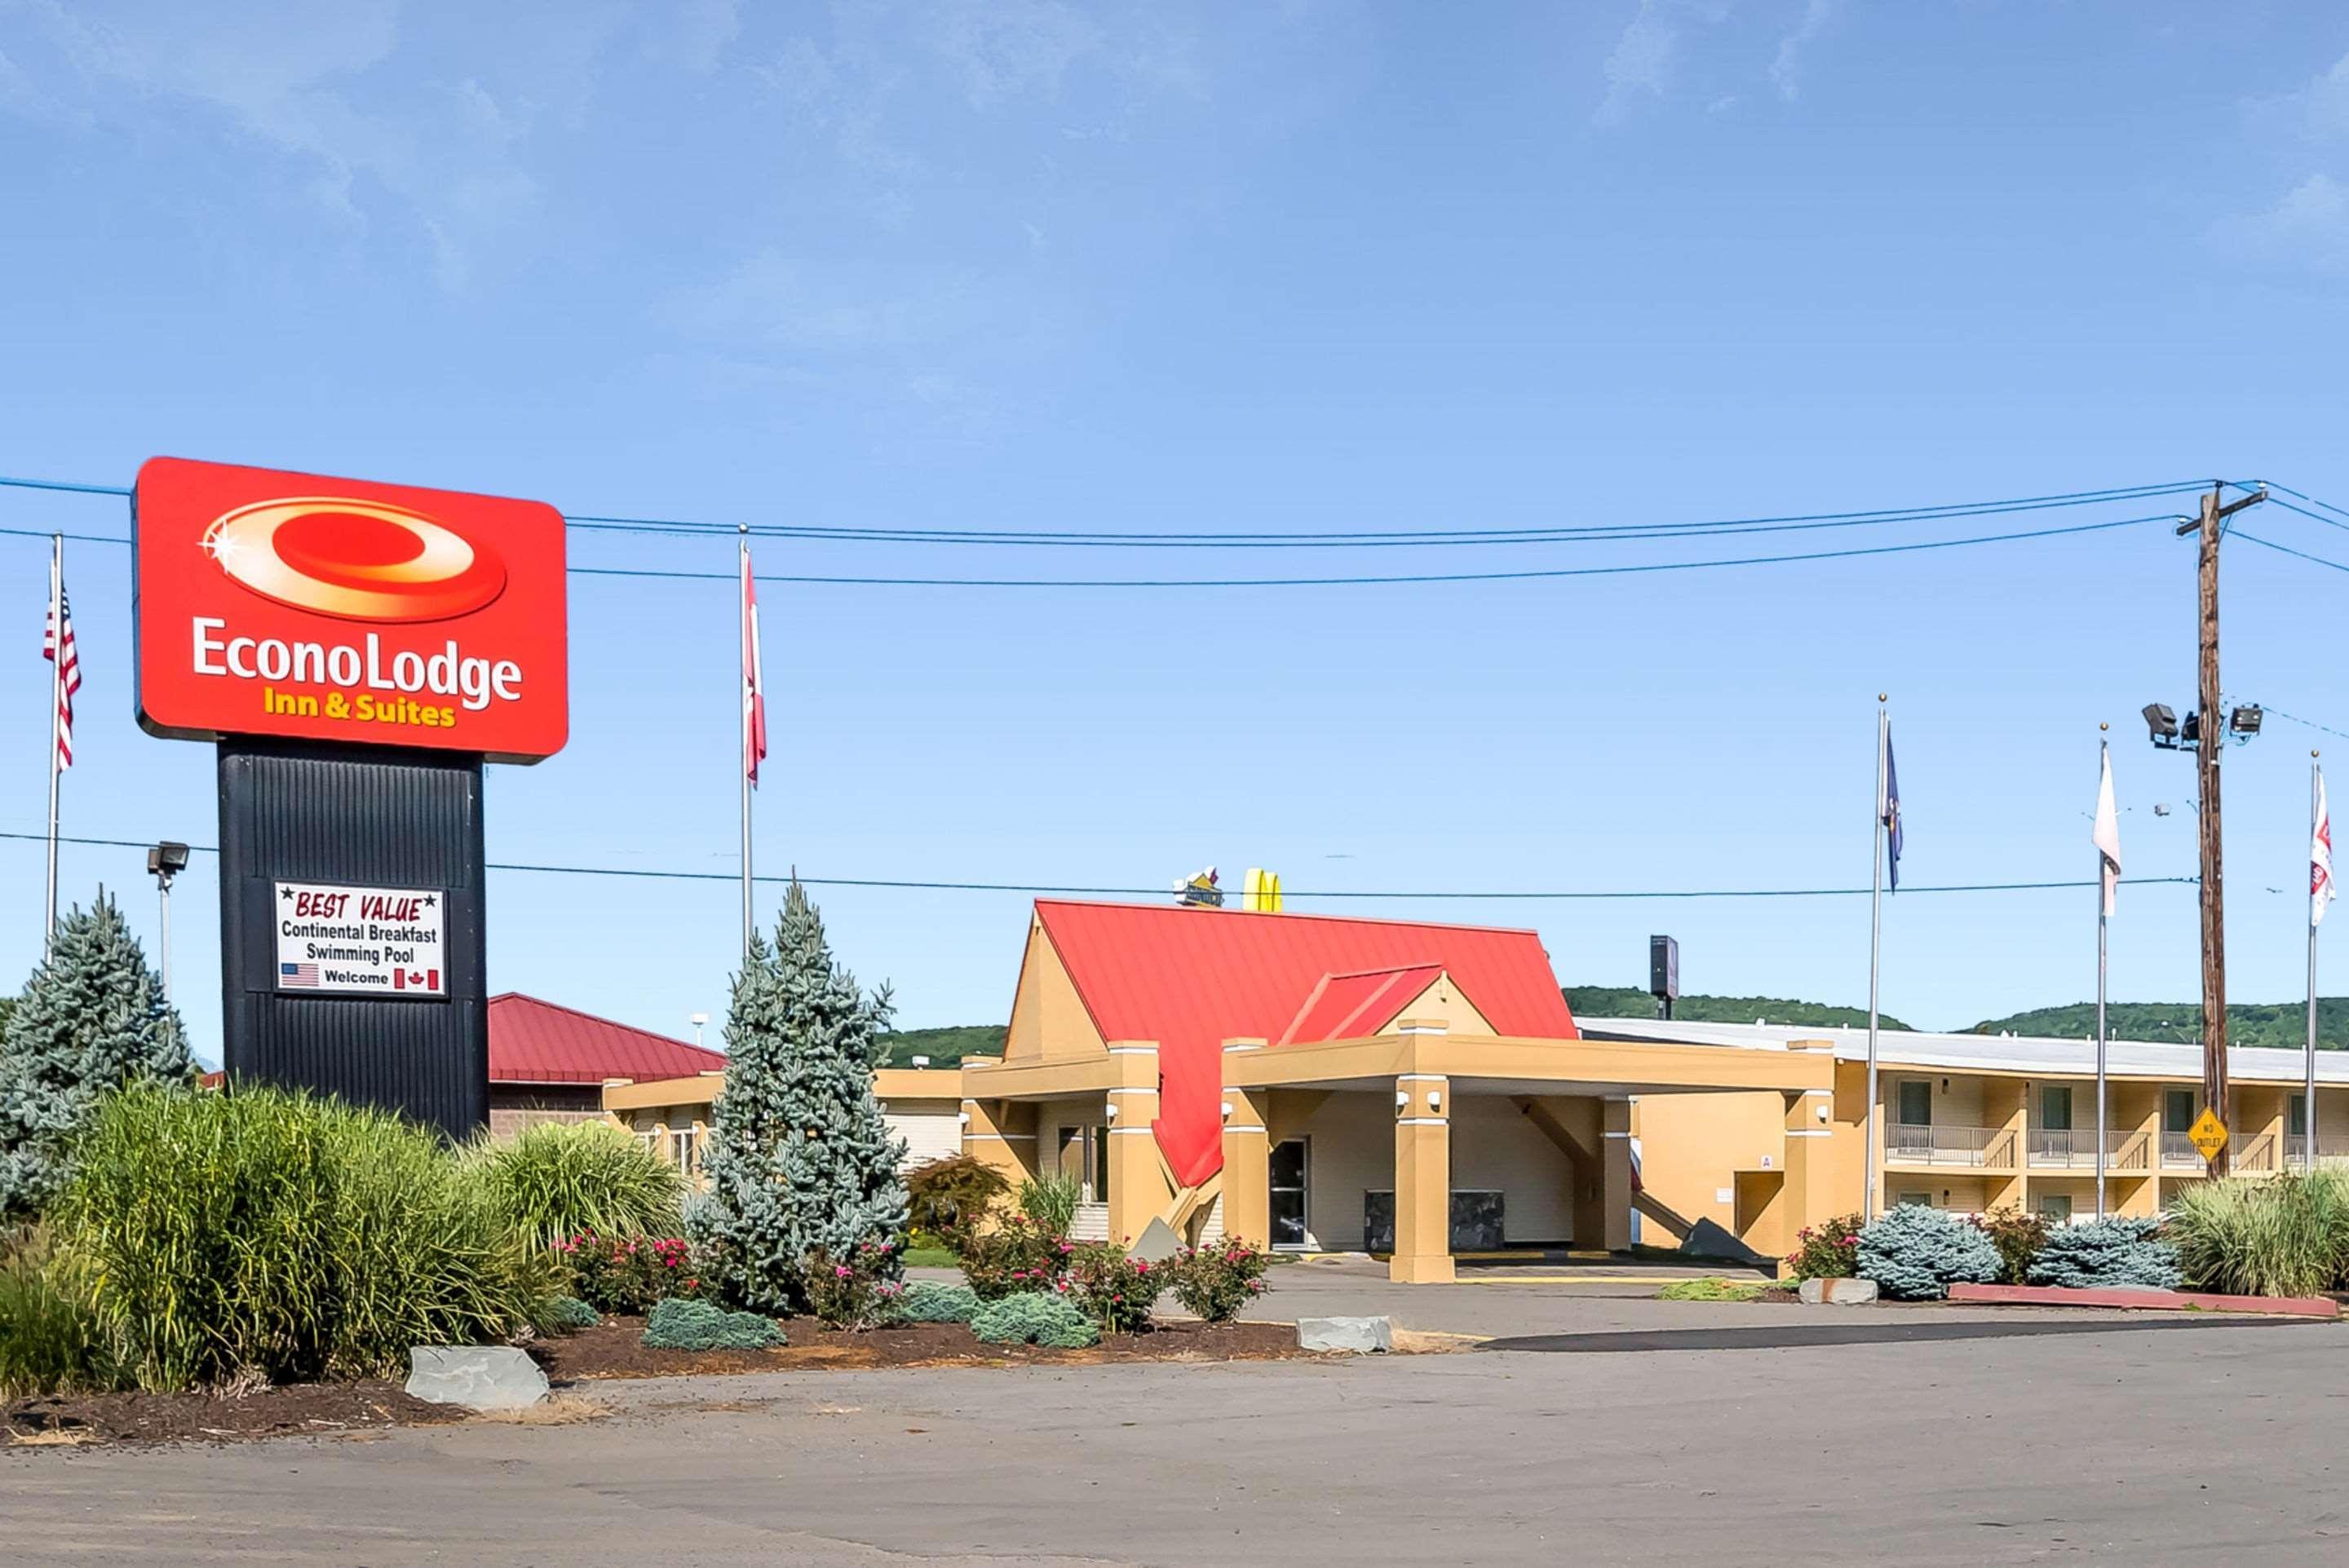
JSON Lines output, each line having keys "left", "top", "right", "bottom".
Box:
{"left": 488, "top": 992, "right": 728, "bottom": 1086}
{"left": 1277, "top": 965, "right": 1447, "bottom": 1046}
{"left": 1029, "top": 901, "right": 1579, "bottom": 1187}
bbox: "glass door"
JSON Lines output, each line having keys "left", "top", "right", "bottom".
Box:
{"left": 1269, "top": 1138, "right": 1309, "bottom": 1249}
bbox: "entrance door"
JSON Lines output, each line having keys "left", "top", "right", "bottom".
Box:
{"left": 1269, "top": 1138, "right": 1310, "bottom": 1249}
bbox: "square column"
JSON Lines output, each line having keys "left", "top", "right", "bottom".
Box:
{"left": 1778, "top": 1077, "right": 1834, "bottom": 1274}
{"left": 1601, "top": 1097, "right": 1637, "bottom": 1253}
{"left": 1219, "top": 1048, "right": 1272, "bottom": 1248}
{"left": 1391, "top": 1072, "right": 1453, "bottom": 1283}
{"left": 1105, "top": 1043, "right": 1170, "bottom": 1246}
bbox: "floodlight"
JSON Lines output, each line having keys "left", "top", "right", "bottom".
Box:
{"left": 2229, "top": 704, "right": 2263, "bottom": 736}
{"left": 2142, "top": 704, "right": 2178, "bottom": 743}
{"left": 147, "top": 841, "right": 190, "bottom": 880}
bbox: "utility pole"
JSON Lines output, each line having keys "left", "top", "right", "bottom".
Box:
{"left": 2181, "top": 482, "right": 2268, "bottom": 1176}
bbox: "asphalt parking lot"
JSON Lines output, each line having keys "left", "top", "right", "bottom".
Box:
{"left": 7, "top": 1280, "right": 2343, "bottom": 1566}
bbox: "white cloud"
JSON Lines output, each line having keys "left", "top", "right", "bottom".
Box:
{"left": 2245, "top": 172, "right": 2349, "bottom": 268}
{"left": 1595, "top": 0, "right": 1735, "bottom": 126}
{"left": 1769, "top": 0, "right": 1835, "bottom": 102}
{"left": 2235, "top": 52, "right": 2349, "bottom": 272}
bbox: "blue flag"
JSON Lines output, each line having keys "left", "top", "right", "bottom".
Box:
{"left": 1882, "top": 724, "right": 1903, "bottom": 892}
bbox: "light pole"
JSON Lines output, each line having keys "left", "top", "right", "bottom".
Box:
{"left": 147, "top": 841, "right": 189, "bottom": 1000}
{"left": 690, "top": 1012, "right": 709, "bottom": 1049}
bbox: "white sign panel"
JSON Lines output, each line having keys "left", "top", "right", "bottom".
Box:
{"left": 274, "top": 881, "right": 446, "bottom": 997}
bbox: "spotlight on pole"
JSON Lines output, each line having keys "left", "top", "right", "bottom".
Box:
{"left": 147, "top": 841, "right": 188, "bottom": 1001}
{"left": 2142, "top": 703, "right": 2180, "bottom": 749}
{"left": 2229, "top": 704, "right": 2263, "bottom": 737}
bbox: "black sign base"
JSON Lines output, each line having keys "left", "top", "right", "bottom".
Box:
{"left": 217, "top": 739, "right": 489, "bottom": 1139}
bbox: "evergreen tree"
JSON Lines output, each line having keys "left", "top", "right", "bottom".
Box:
{"left": 0, "top": 893, "right": 195, "bottom": 1217}
{"left": 688, "top": 881, "right": 908, "bottom": 1312}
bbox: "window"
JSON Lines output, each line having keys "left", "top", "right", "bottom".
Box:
{"left": 2292, "top": 1094, "right": 2308, "bottom": 1137}
{"left": 2037, "top": 1194, "right": 2073, "bottom": 1222}
{"left": 2165, "top": 1089, "right": 2196, "bottom": 1133}
{"left": 1895, "top": 1191, "right": 1934, "bottom": 1209}
{"left": 1056, "top": 1125, "right": 1110, "bottom": 1201}
{"left": 2041, "top": 1087, "right": 2073, "bottom": 1132}
{"left": 1896, "top": 1080, "right": 1932, "bottom": 1126}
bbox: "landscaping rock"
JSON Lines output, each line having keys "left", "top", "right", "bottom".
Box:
{"left": 1798, "top": 1276, "right": 1879, "bottom": 1305}
{"left": 1130, "top": 1217, "right": 1183, "bottom": 1264}
{"left": 1296, "top": 1316, "right": 1393, "bottom": 1354}
{"left": 405, "top": 1346, "right": 549, "bottom": 1411}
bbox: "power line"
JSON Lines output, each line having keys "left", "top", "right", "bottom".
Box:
{"left": 2261, "top": 705, "right": 2349, "bottom": 744}
{"left": 2233, "top": 531, "right": 2349, "bottom": 575}
{"left": 0, "top": 830, "right": 2198, "bottom": 900}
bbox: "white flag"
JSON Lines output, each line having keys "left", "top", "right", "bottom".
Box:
{"left": 2316, "top": 769, "right": 2335, "bottom": 930}
{"left": 2092, "top": 744, "right": 2121, "bottom": 919}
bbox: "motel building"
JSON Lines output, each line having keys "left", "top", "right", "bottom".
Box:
{"left": 597, "top": 899, "right": 2349, "bottom": 1279}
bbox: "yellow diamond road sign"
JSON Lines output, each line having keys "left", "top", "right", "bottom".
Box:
{"left": 2189, "top": 1108, "right": 2230, "bottom": 1161}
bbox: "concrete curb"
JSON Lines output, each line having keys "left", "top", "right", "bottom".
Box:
{"left": 1947, "top": 1283, "right": 2341, "bottom": 1318}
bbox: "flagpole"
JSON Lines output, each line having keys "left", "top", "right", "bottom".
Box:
{"left": 44, "top": 534, "right": 63, "bottom": 959}
{"left": 1865, "top": 694, "right": 1886, "bottom": 1224}
{"left": 2309, "top": 751, "right": 2322, "bottom": 1174}
{"left": 739, "top": 528, "right": 754, "bottom": 962}
{"left": 2096, "top": 727, "right": 2110, "bottom": 1221}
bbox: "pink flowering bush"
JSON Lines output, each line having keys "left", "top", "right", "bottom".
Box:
{"left": 1162, "top": 1239, "right": 1272, "bottom": 1323}
{"left": 559, "top": 1234, "right": 706, "bottom": 1314}
{"left": 802, "top": 1241, "right": 906, "bottom": 1330}
{"left": 959, "top": 1213, "right": 1072, "bottom": 1301}
{"left": 1061, "top": 1242, "right": 1164, "bottom": 1334}
{"left": 1784, "top": 1214, "right": 1864, "bottom": 1281}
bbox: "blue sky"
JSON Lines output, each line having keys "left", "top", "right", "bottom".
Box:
{"left": 7, "top": 2, "right": 2349, "bottom": 1062}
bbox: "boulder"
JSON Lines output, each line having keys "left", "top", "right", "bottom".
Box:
{"left": 1798, "top": 1276, "right": 1880, "bottom": 1305}
{"left": 1130, "top": 1217, "right": 1183, "bottom": 1264}
{"left": 1296, "top": 1316, "right": 1393, "bottom": 1354}
{"left": 405, "top": 1346, "right": 550, "bottom": 1411}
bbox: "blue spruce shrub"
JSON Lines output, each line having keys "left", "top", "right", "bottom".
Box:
{"left": 547, "top": 1295, "right": 601, "bottom": 1331}
{"left": 642, "top": 1296, "right": 785, "bottom": 1350}
{"left": 896, "top": 1281, "right": 980, "bottom": 1324}
{"left": 970, "top": 1291, "right": 1099, "bottom": 1349}
{"left": 1856, "top": 1204, "right": 2002, "bottom": 1300}
{"left": 2026, "top": 1217, "right": 2182, "bottom": 1290}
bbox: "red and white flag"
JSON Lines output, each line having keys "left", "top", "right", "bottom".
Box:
{"left": 741, "top": 542, "right": 767, "bottom": 786}
{"left": 43, "top": 537, "right": 79, "bottom": 771}
{"left": 2315, "top": 768, "right": 2334, "bottom": 930}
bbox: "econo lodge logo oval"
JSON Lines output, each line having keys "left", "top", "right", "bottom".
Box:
{"left": 201, "top": 496, "right": 510, "bottom": 623}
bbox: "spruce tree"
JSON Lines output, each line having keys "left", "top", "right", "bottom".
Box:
{"left": 0, "top": 892, "right": 195, "bottom": 1217}
{"left": 688, "top": 881, "right": 909, "bottom": 1312}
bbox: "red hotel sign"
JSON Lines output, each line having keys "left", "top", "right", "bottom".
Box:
{"left": 135, "top": 457, "right": 568, "bottom": 762}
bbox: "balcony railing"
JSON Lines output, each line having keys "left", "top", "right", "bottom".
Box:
{"left": 2160, "top": 1130, "right": 2279, "bottom": 1173}
{"left": 2028, "top": 1129, "right": 2151, "bottom": 1172}
{"left": 1886, "top": 1123, "right": 2016, "bottom": 1168}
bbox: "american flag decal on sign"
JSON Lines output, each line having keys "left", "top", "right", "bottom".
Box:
{"left": 280, "top": 961, "right": 321, "bottom": 987}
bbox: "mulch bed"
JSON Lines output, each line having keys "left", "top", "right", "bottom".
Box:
{"left": 532, "top": 1314, "right": 1303, "bottom": 1380}
{"left": 3, "top": 1315, "right": 1303, "bottom": 1451}
{"left": 4, "top": 1380, "right": 464, "bottom": 1450}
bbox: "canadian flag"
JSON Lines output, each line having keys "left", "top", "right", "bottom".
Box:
{"left": 2316, "top": 769, "right": 2335, "bottom": 930}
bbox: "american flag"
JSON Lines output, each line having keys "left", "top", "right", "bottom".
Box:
{"left": 280, "top": 961, "right": 321, "bottom": 987}
{"left": 741, "top": 541, "right": 767, "bottom": 785}
{"left": 44, "top": 538, "right": 79, "bottom": 771}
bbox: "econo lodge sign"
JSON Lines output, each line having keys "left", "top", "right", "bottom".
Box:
{"left": 135, "top": 457, "right": 568, "bottom": 762}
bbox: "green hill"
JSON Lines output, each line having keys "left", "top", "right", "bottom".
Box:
{"left": 1563, "top": 987, "right": 1910, "bottom": 1032}
{"left": 1963, "top": 999, "right": 2349, "bottom": 1051}
{"left": 876, "top": 1024, "right": 1004, "bottom": 1068}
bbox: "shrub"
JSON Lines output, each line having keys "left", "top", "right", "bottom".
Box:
{"left": 2027, "top": 1216, "right": 2182, "bottom": 1290}
{"left": 1017, "top": 1173, "right": 1082, "bottom": 1238}
{"left": 642, "top": 1296, "right": 785, "bottom": 1351}
{"left": 1971, "top": 1208, "right": 2050, "bottom": 1286}
{"left": 895, "top": 1281, "right": 980, "bottom": 1324}
{"left": 1162, "top": 1239, "right": 1272, "bottom": 1323}
{"left": 546, "top": 1295, "right": 601, "bottom": 1331}
{"left": 51, "top": 1082, "right": 560, "bottom": 1391}
{"left": 905, "top": 1155, "right": 1010, "bottom": 1250}
{"left": 0, "top": 1231, "right": 116, "bottom": 1397}
{"left": 2166, "top": 1173, "right": 2349, "bottom": 1297}
{"left": 1784, "top": 1213, "right": 1863, "bottom": 1279}
{"left": 803, "top": 1240, "right": 908, "bottom": 1330}
{"left": 1856, "top": 1205, "right": 2002, "bottom": 1300}
{"left": 464, "top": 1122, "right": 685, "bottom": 1250}
{"left": 959, "top": 1213, "right": 1072, "bottom": 1300}
{"left": 1061, "top": 1243, "right": 1162, "bottom": 1333}
{"left": 970, "top": 1291, "right": 1099, "bottom": 1349}
{"left": 559, "top": 1235, "right": 706, "bottom": 1314}
{"left": 1657, "top": 1277, "right": 1765, "bottom": 1302}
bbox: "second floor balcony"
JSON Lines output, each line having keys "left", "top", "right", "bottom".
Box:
{"left": 1886, "top": 1122, "right": 2016, "bottom": 1168}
